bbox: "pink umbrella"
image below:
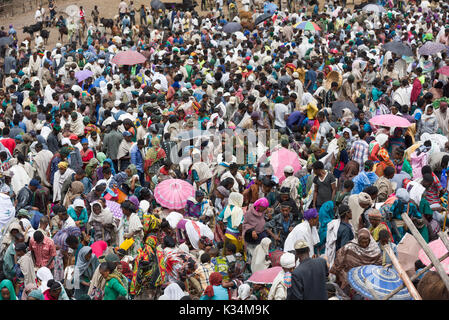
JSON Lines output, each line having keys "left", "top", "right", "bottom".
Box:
{"left": 437, "top": 66, "right": 449, "bottom": 76}
{"left": 154, "top": 179, "right": 195, "bottom": 210}
{"left": 369, "top": 114, "right": 411, "bottom": 128}
{"left": 111, "top": 49, "right": 147, "bottom": 65}
{"left": 418, "top": 238, "right": 449, "bottom": 274}
{"left": 270, "top": 147, "right": 302, "bottom": 184}
{"left": 247, "top": 266, "right": 282, "bottom": 284}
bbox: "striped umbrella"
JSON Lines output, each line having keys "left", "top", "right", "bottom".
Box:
{"left": 294, "top": 21, "right": 321, "bottom": 32}
{"left": 348, "top": 265, "right": 412, "bottom": 300}
{"left": 437, "top": 66, "right": 449, "bottom": 76}
{"left": 154, "top": 179, "right": 195, "bottom": 210}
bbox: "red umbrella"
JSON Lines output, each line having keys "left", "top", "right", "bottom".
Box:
{"left": 437, "top": 66, "right": 449, "bottom": 76}
{"left": 111, "top": 49, "right": 147, "bottom": 65}
{"left": 247, "top": 266, "right": 282, "bottom": 284}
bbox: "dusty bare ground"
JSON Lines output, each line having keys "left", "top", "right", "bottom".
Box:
{"left": 0, "top": 0, "right": 330, "bottom": 49}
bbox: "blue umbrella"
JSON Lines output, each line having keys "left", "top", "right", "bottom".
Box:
{"left": 264, "top": 2, "right": 277, "bottom": 14}
{"left": 348, "top": 265, "right": 413, "bottom": 300}
{"left": 223, "top": 22, "right": 242, "bottom": 34}
{"left": 93, "top": 76, "right": 106, "bottom": 88}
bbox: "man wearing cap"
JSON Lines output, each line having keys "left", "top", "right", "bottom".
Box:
{"left": 281, "top": 165, "right": 301, "bottom": 207}
{"left": 286, "top": 240, "right": 328, "bottom": 300}
{"left": 117, "top": 131, "right": 134, "bottom": 171}
{"left": 284, "top": 208, "right": 320, "bottom": 257}
{"left": 268, "top": 252, "right": 295, "bottom": 300}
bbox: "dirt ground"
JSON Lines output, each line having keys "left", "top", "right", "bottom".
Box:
{"left": 0, "top": 0, "right": 331, "bottom": 49}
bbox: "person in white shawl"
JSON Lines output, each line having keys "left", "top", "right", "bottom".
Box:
{"left": 0, "top": 185, "right": 15, "bottom": 235}
{"left": 52, "top": 161, "right": 75, "bottom": 203}
{"left": 251, "top": 237, "right": 272, "bottom": 273}
{"left": 325, "top": 205, "right": 355, "bottom": 268}
{"left": 268, "top": 252, "right": 296, "bottom": 300}
{"left": 284, "top": 208, "right": 320, "bottom": 258}
{"left": 15, "top": 242, "right": 37, "bottom": 286}
{"left": 117, "top": 200, "right": 144, "bottom": 259}
{"left": 8, "top": 159, "right": 31, "bottom": 197}
{"left": 32, "top": 143, "right": 54, "bottom": 188}
{"left": 281, "top": 165, "right": 300, "bottom": 207}
{"left": 221, "top": 192, "right": 244, "bottom": 235}
{"left": 185, "top": 219, "right": 214, "bottom": 250}
{"left": 88, "top": 201, "right": 117, "bottom": 243}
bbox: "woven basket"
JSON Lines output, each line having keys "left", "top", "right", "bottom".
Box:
{"left": 324, "top": 70, "right": 342, "bottom": 90}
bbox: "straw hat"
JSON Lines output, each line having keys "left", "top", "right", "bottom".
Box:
{"left": 324, "top": 70, "right": 342, "bottom": 90}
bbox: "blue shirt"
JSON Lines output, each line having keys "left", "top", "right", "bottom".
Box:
{"left": 130, "top": 144, "right": 144, "bottom": 173}
{"left": 305, "top": 70, "right": 317, "bottom": 94}
{"left": 200, "top": 285, "right": 229, "bottom": 300}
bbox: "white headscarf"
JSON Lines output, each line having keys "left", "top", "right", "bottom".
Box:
{"left": 238, "top": 283, "right": 252, "bottom": 300}
{"left": 37, "top": 267, "right": 53, "bottom": 292}
{"left": 158, "top": 283, "right": 186, "bottom": 300}
{"left": 223, "top": 192, "right": 244, "bottom": 229}
{"left": 185, "top": 220, "right": 214, "bottom": 250}
{"left": 375, "top": 133, "right": 389, "bottom": 147}
{"left": 251, "top": 237, "right": 272, "bottom": 273}
{"left": 166, "top": 211, "right": 184, "bottom": 229}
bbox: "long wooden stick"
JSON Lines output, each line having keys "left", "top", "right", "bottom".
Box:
{"left": 383, "top": 245, "right": 422, "bottom": 300}
{"left": 444, "top": 212, "right": 448, "bottom": 232}
{"left": 401, "top": 213, "right": 449, "bottom": 293}
{"left": 382, "top": 251, "right": 449, "bottom": 300}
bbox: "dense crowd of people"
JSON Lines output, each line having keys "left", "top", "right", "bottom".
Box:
{"left": 0, "top": 0, "right": 449, "bottom": 301}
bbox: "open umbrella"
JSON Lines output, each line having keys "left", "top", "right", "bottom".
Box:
{"left": 233, "top": 31, "right": 247, "bottom": 40}
{"left": 397, "top": 233, "right": 421, "bottom": 277}
{"left": 176, "top": 129, "right": 213, "bottom": 141}
{"left": 106, "top": 200, "right": 123, "bottom": 219}
{"left": 348, "top": 265, "right": 413, "bottom": 300}
{"left": 294, "top": 21, "right": 321, "bottom": 32}
{"left": 0, "top": 36, "right": 13, "bottom": 47}
{"left": 437, "top": 66, "right": 449, "bottom": 76}
{"left": 362, "top": 4, "right": 386, "bottom": 13}
{"left": 65, "top": 4, "right": 79, "bottom": 17}
{"left": 111, "top": 49, "right": 147, "bottom": 65}
{"left": 150, "top": 0, "right": 166, "bottom": 11}
{"left": 369, "top": 114, "right": 411, "bottom": 128}
{"left": 332, "top": 100, "right": 359, "bottom": 119}
{"left": 418, "top": 238, "right": 449, "bottom": 274}
{"left": 154, "top": 179, "right": 195, "bottom": 209}
{"left": 223, "top": 22, "right": 242, "bottom": 34}
{"left": 263, "top": 2, "right": 278, "bottom": 14}
{"left": 382, "top": 41, "right": 413, "bottom": 57}
{"left": 247, "top": 266, "right": 282, "bottom": 284}
{"left": 75, "top": 69, "right": 93, "bottom": 82}
{"left": 418, "top": 41, "right": 447, "bottom": 56}
{"left": 270, "top": 147, "right": 302, "bottom": 184}
{"left": 255, "top": 13, "right": 272, "bottom": 26}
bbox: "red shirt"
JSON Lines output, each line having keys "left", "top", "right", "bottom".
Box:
{"left": 0, "top": 138, "right": 15, "bottom": 155}
{"left": 29, "top": 236, "right": 57, "bottom": 269}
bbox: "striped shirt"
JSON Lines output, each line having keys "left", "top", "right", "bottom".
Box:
{"left": 351, "top": 139, "right": 369, "bottom": 169}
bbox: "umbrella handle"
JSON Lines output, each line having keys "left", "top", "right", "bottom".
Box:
{"left": 443, "top": 211, "right": 447, "bottom": 232}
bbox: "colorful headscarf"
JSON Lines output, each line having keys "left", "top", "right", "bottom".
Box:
{"left": 57, "top": 161, "right": 69, "bottom": 169}
{"left": 304, "top": 208, "right": 319, "bottom": 220}
{"left": 253, "top": 197, "right": 269, "bottom": 211}
{"left": 378, "top": 148, "right": 390, "bottom": 161}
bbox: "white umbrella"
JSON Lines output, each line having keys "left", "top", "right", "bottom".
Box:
{"left": 362, "top": 4, "right": 386, "bottom": 13}
{"left": 234, "top": 31, "right": 247, "bottom": 40}
{"left": 65, "top": 5, "right": 79, "bottom": 17}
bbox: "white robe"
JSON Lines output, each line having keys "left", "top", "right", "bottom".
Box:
{"left": 33, "top": 149, "right": 54, "bottom": 187}
{"left": 10, "top": 165, "right": 31, "bottom": 196}
{"left": 267, "top": 269, "right": 287, "bottom": 300}
{"left": 283, "top": 220, "right": 319, "bottom": 258}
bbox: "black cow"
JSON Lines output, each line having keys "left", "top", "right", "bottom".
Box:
{"left": 40, "top": 29, "right": 50, "bottom": 45}
{"left": 100, "top": 18, "right": 114, "bottom": 32}
{"left": 23, "top": 22, "right": 43, "bottom": 38}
